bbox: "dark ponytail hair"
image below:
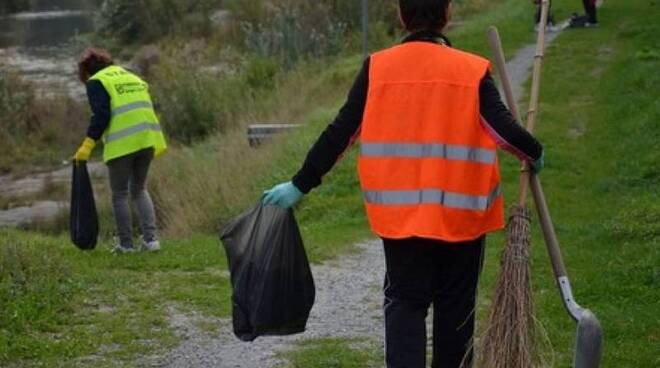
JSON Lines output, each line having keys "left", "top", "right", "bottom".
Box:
{"left": 78, "top": 47, "right": 114, "bottom": 83}
{"left": 398, "top": 0, "right": 452, "bottom": 32}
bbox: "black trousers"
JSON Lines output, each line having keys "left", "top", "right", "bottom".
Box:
{"left": 383, "top": 237, "right": 485, "bottom": 368}
{"left": 535, "top": 0, "right": 554, "bottom": 24}
{"left": 583, "top": 0, "right": 598, "bottom": 23}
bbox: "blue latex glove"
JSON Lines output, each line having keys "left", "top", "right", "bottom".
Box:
{"left": 531, "top": 151, "right": 544, "bottom": 174}
{"left": 262, "top": 181, "right": 304, "bottom": 209}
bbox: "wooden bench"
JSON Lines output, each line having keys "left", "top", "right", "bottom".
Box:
{"left": 247, "top": 123, "right": 300, "bottom": 147}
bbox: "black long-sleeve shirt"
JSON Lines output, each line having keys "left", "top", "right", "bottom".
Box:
{"left": 85, "top": 80, "right": 112, "bottom": 141}
{"left": 292, "top": 30, "right": 543, "bottom": 194}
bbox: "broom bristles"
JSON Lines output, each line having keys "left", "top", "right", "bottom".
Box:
{"left": 477, "top": 205, "right": 540, "bottom": 368}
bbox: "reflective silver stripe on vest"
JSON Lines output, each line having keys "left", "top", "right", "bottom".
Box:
{"left": 111, "top": 101, "right": 153, "bottom": 117}
{"left": 105, "top": 122, "right": 161, "bottom": 143}
{"left": 361, "top": 143, "right": 496, "bottom": 164}
{"left": 363, "top": 185, "right": 502, "bottom": 211}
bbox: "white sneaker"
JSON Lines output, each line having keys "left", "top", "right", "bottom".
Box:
{"left": 141, "top": 238, "right": 161, "bottom": 252}
{"left": 536, "top": 22, "right": 562, "bottom": 33}
{"left": 111, "top": 244, "right": 136, "bottom": 254}
{"left": 111, "top": 236, "right": 136, "bottom": 254}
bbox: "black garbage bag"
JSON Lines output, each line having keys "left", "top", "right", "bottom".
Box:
{"left": 220, "top": 203, "right": 315, "bottom": 342}
{"left": 70, "top": 162, "right": 98, "bottom": 250}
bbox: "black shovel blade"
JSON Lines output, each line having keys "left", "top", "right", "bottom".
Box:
{"left": 574, "top": 309, "right": 603, "bottom": 368}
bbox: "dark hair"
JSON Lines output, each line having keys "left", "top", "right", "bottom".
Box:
{"left": 78, "top": 47, "right": 114, "bottom": 83}
{"left": 398, "top": 0, "right": 452, "bottom": 32}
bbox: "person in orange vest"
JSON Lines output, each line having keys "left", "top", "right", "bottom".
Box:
{"left": 263, "top": 0, "right": 543, "bottom": 367}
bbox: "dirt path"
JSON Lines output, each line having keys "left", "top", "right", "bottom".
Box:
{"left": 147, "top": 28, "right": 567, "bottom": 368}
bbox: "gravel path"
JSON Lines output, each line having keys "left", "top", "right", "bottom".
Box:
{"left": 150, "top": 26, "right": 568, "bottom": 368}
{"left": 151, "top": 241, "right": 385, "bottom": 368}
{"left": 505, "top": 29, "right": 564, "bottom": 103}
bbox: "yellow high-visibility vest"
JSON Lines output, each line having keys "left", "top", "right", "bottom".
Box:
{"left": 89, "top": 65, "right": 167, "bottom": 162}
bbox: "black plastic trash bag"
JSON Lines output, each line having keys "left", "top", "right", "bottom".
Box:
{"left": 70, "top": 162, "right": 98, "bottom": 250}
{"left": 220, "top": 203, "right": 315, "bottom": 342}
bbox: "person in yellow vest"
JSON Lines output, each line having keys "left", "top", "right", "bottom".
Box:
{"left": 73, "top": 47, "right": 167, "bottom": 254}
{"left": 263, "top": 1, "right": 544, "bottom": 367}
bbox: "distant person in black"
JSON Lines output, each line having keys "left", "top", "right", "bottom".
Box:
{"left": 534, "top": 0, "right": 557, "bottom": 32}
{"left": 570, "top": 0, "right": 599, "bottom": 27}
{"left": 534, "top": 0, "right": 600, "bottom": 30}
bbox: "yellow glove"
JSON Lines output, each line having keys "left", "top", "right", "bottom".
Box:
{"left": 73, "top": 137, "right": 96, "bottom": 162}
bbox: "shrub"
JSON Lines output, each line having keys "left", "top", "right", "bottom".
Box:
{"left": 96, "top": 0, "right": 217, "bottom": 45}
{"left": 0, "top": 0, "right": 29, "bottom": 15}
{"left": 148, "top": 56, "right": 363, "bottom": 236}
{"left": 148, "top": 54, "right": 274, "bottom": 144}
{"left": 0, "top": 71, "right": 39, "bottom": 138}
{"left": 0, "top": 70, "right": 89, "bottom": 173}
{"left": 241, "top": 2, "right": 347, "bottom": 67}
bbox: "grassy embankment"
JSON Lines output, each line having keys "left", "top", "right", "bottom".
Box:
{"left": 2, "top": 0, "right": 659, "bottom": 366}
{"left": 517, "top": 0, "right": 660, "bottom": 365}
{"left": 1, "top": 1, "right": 538, "bottom": 366}
{"left": 284, "top": 1, "right": 660, "bottom": 365}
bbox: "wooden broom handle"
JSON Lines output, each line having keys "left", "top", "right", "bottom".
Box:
{"left": 487, "top": 24, "right": 570, "bottom": 279}
{"left": 517, "top": 0, "right": 550, "bottom": 206}
{"left": 486, "top": 27, "right": 520, "bottom": 120}
{"left": 486, "top": 0, "right": 550, "bottom": 206}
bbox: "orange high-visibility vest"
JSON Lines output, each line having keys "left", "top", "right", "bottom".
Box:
{"left": 358, "top": 41, "right": 504, "bottom": 242}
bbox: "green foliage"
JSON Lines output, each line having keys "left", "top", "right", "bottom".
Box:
{"left": 0, "top": 0, "right": 29, "bottom": 15}
{"left": 0, "top": 71, "right": 89, "bottom": 173}
{"left": 243, "top": 57, "right": 279, "bottom": 90}
{"left": 282, "top": 338, "right": 383, "bottom": 368}
{"left": 229, "top": 0, "right": 399, "bottom": 67}
{"left": 146, "top": 56, "right": 367, "bottom": 246}
{"left": 96, "top": 0, "right": 217, "bottom": 45}
{"left": 0, "top": 71, "right": 38, "bottom": 137}
{"left": 6, "top": 1, "right": 660, "bottom": 366}
{"left": 241, "top": 3, "right": 348, "bottom": 67}
{"left": 150, "top": 55, "right": 279, "bottom": 144}
{"left": 226, "top": 0, "right": 397, "bottom": 31}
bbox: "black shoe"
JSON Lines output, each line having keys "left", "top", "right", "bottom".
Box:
{"left": 569, "top": 13, "right": 590, "bottom": 28}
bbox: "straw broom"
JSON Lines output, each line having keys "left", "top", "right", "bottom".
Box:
{"left": 477, "top": 1, "right": 551, "bottom": 367}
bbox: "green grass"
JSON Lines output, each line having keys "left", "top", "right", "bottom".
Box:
{"left": 280, "top": 338, "right": 383, "bottom": 368}
{"left": 0, "top": 230, "right": 229, "bottom": 367}
{"left": 474, "top": 0, "right": 660, "bottom": 366}
{"left": 3, "top": 0, "right": 659, "bottom": 366}
{"left": 281, "top": 0, "right": 660, "bottom": 366}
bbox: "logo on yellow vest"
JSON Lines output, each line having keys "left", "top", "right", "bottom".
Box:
{"left": 115, "top": 82, "right": 147, "bottom": 95}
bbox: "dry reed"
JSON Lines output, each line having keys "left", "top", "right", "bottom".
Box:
{"left": 477, "top": 206, "right": 538, "bottom": 368}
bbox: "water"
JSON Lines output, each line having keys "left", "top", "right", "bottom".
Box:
{"left": 0, "top": 0, "right": 96, "bottom": 99}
